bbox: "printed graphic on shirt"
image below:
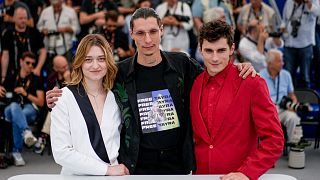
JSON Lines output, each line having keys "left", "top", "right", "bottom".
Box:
{"left": 137, "top": 89, "right": 180, "bottom": 134}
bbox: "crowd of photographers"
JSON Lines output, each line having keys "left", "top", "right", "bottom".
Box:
{"left": 0, "top": 0, "right": 319, "bottom": 168}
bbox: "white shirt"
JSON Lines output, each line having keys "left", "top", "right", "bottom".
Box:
{"left": 156, "top": 1, "right": 193, "bottom": 52}
{"left": 238, "top": 37, "right": 267, "bottom": 72}
{"left": 281, "top": 0, "right": 320, "bottom": 48}
{"left": 51, "top": 87, "right": 121, "bottom": 175}
{"left": 37, "top": 4, "right": 80, "bottom": 54}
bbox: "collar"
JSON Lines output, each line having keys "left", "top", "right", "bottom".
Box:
{"left": 126, "top": 50, "right": 178, "bottom": 78}
{"left": 203, "top": 62, "right": 232, "bottom": 86}
{"left": 266, "top": 68, "right": 281, "bottom": 80}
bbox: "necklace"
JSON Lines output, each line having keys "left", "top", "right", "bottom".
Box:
{"left": 87, "top": 89, "right": 102, "bottom": 111}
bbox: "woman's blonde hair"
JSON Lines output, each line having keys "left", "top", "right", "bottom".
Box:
{"left": 67, "top": 34, "right": 118, "bottom": 91}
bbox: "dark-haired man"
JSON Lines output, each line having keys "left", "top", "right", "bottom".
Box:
{"left": 190, "top": 20, "right": 284, "bottom": 179}
{"left": 3, "top": 52, "right": 45, "bottom": 166}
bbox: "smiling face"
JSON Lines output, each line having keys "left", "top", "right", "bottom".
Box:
{"left": 201, "top": 38, "right": 234, "bottom": 76}
{"left": 82, "top": 45, "right": 107, "bottom": 83}
{"left": 130, "top": 17, "right": 163, "bottom": 58}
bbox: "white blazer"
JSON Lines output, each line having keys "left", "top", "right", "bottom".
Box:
{"left": 51, "top": 87, "right": 121, "bottom": 175}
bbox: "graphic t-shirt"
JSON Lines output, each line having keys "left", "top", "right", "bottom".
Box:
{"left": 137, "top": 89, "right": 180, "bottom": 134}
{"left": 135, "top": 60, "right": 180, "bottom": 149}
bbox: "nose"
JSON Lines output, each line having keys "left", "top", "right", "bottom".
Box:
{"left": 211, "top": 52, "right": 219, "bottom": 62}
{"left": 91, "top": 59, "right": 100, "bottom": 68}
{"left": 144, "top": 32, "right": 152, "bottom": 43}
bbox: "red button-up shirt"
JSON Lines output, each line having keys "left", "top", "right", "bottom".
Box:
{"left": 200, "top": 62, "right": 232, "bottom": 138}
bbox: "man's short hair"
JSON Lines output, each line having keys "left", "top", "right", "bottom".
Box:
{"left": 21, "top": 51, "right": 36, "bottom": 61}
{"left": 199, "top": 20, "right": 234, "bottom": 50}
{"left": 130, "top": 8, "right": 162, "bottom": 31}
{"left": 266, "top": 49, "right": 283, "bottom": 62}
{"left": 246, "top": 19, "right": 259, "bottom": 34}
{"left": 105, "top": 10, "right": 119, "bottom": 22}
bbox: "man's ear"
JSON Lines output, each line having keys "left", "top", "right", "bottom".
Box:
{"left": 130, "top": 30, "right": 134, "bottom": 40}
{"left": 159, "top": 25, "right": 164, "bottom": 37}
{"left": 230, "top": 43, "right": 235, "bottom": 56}
{"left": 19, "top": 59, "right": 23, "bottom": 66}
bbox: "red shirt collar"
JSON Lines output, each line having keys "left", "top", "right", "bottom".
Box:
{"left": 203, "top": 62, "right": 232, "bottom": 86}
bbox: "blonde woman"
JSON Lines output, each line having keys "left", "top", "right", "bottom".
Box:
{"left": 50, "top": 34, "right": 129, "bottom": 176}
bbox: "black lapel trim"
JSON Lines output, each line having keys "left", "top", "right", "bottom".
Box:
{"left": 67, "top": 84, "right": 110, "bottom": 163}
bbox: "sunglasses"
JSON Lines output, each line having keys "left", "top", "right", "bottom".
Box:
{"left": 25, "top": 61, "right": 36, "bottom": 66}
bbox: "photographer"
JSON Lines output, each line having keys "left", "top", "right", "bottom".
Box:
{"left": 238, "top": 19, "right": 283, "bottom": 72}
{"left": 79, "top": 0, "right": 119, "bottom": 40}
{"left": 2, "top": 52, "right": 45, "bottom": 166}
{"left": 281, "top": 0, "right": 320, "bottom": 88}
{"left": 260, "top": 49, "right": 309, "bottom": 146}
{"left": 37, "top": 0, "right": 80, "bottom": 67}
{"left": 156, "top": 0, "right": 193, "bottom": 53}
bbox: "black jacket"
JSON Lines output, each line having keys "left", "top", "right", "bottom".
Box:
{"left": 113, "top": 51, "right": 203, "bottom": 174}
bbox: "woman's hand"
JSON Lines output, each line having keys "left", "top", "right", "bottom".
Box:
{"left": 106, "top": 164, "right": 130, "bottom": 176}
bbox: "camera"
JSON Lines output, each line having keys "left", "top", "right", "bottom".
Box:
{"left": 279, "top": 96, "right": 310, "bottom": 113}
{"left": 268, "top": 32, "right": 283, "bottom": 38}
{"left": 165, "top": 11, "right": 190, "bottom": 23}
{"left": 0, "top": 7, "right": 10, "bottom": 16}
{"left": 172, "top": 14, "right": 190, "bottom": 23}
{"left": 290, "top": 20, "right": 301, "bottom": 38}
{"left": 47, "top": 30, "right": 60, "bottom": 36}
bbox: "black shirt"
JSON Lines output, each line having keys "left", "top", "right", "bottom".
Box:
{"left": 135, "top": 59, "right": 180, "bottom": 150}
{"left": 1, "top": 27, "right": 44, "bottom": 77}
{"left": 79, "top": 0, "right": 118, "bottom": 38}
{"left": 103, "top": 28, "right": 129, "bottom": 61}
{"left": 3, "top": 73, "right": 44, "bottom": 106}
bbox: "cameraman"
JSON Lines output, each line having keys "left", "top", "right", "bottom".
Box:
{"left": 37, "top": 0, "right": 80, "bottom": 67}
{"left": 260, "top": 49, "right": 306, "bottom": 145}
{"left": 156, "top": 0, "right": 193, "bottom": 53}
{"left": 281, "top": 0, "right": 320, "bottom": 88}
{"left": 2, "top": 52, "right": 45, "bottom": 166}
{"left": 238, "top": 19, "right": 284, "bottom": 72}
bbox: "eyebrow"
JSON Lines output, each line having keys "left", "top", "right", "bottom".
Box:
{"left": 85, "top": 55, "right": 105, "bottom": 58}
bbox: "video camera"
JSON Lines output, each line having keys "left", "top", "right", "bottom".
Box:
{"left": 279, "top": 96, "right": 310, "bottom": 114}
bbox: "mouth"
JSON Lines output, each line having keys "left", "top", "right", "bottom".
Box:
{"left": 143, "top": 45, "right": 154, "bottom": 49}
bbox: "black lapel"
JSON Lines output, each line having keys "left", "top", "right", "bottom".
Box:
{"left": 67, "top": 84, "right": 110, "bottom": 163}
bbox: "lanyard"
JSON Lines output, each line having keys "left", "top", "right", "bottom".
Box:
{"left": 275, "top": 73, "right": 280, "bottom": 103}
{"left": 13, "top": 31, "right": 31, "bottom": 71}
{"left": 53, "top": 9, "right": 67, "bottom": 52}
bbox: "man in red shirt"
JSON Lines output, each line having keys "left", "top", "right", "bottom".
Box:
{"left": 190, "top": 20, "right": 284, "bottom": 180}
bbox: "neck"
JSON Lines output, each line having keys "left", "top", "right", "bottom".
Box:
{"left": 267, "top": 68, "right": 279, "bottom": 80}
{"left": 168, "top": 2, "right": 176, "bottom": 8}
{"left": 83, "top": 79, "right": 103, "bottom": 94}
{"left": 137, "top": 51, "right": 162, "bottom": 67}
{"left": 20, "top": 70, "right": 28, "bottom": 78}
{"left": 15, "top": 26, "right": 26, "bottom": 33}
{"left": 57, "top": 72, "right": 64, "bottom": 80}
{"left": 247, "top": 34, "right": 257, "bottom": 42}
{"left": 252, "top": 5, "right": 261, "bottom": 12}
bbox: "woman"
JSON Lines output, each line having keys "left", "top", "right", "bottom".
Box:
{"left": 50, "top": 34, "right": 129, "bottom": 175}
